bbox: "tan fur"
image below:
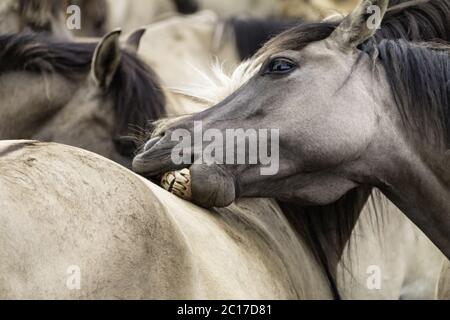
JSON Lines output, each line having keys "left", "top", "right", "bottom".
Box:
{"left": 0, "top": 140, "right": 333, "bottom": 299}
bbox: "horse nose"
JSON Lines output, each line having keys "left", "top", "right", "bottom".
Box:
{"left": 144, "top": 136, "right": 162, "bottom": 152}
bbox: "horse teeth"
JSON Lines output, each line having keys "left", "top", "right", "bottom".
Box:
{"left": 160, "top": 169, "right": 192, "bottom": 201}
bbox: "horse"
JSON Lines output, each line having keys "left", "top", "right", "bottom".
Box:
{"left": 0, "top": 29, "right": 165, "bottom": 168}
{"left": 132, "top": 0, "right": 450, "bottom": 294}
{"left": 0, "top": 140, "right": 334, "bottom": 299}
{"left": 142, "top": 0, "right": 449, "bottom": 298}
{"left": 0, "top": 0, "right": 71, "bottom": 38}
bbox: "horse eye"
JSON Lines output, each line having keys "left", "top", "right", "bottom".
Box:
{"left": 265, "top": 58, "right": 296, "bottom": 75}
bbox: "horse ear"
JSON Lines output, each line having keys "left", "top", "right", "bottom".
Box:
{"left": 125, "top": 28, "right": 147, "bottom": 52}
{"left": 330, "top": 0, "right": 389, "bottom": 50}
{"left": 91, "top": 29, "right": 122, "bottom": 88}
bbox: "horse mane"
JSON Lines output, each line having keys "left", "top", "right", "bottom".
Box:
{"left": 381, "top": 0, "right": 450, "bottom": 41}
{"left": 0, "top": 32, "right": 166, "bottom": 154}
{"left": 367, "top": 39, "right": 450, "bottom": 148}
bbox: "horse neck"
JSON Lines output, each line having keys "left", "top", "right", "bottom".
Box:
{"left": 379, "top": 144, "right": 450, "bottom": 259}
{"left": 0, "top": 72, "right": 79, "bottom": 139}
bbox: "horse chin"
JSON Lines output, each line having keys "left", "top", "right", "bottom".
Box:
{"left": 190, "top": 164, "right": 236, "bottom": 208}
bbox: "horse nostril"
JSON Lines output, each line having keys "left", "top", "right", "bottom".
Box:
{"left": 144, "top": 137, "right": 162, "bottom": 152}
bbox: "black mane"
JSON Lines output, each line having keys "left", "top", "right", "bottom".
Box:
{"left": 370, "top": 39, "right": 450, "bottom": 148}
{"left": 0, "top": 32, "right": 166, "bottom": 154}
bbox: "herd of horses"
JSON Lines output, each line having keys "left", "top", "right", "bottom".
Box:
{"left": 0, "top": 0, "right": 448, "bottom": 299}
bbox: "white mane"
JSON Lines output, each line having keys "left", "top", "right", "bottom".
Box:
{"left": 170, "top": 58, "right": 262, "bottom": 106}
{"left": 151, "top": 57, "right": 262, "bottom": 138}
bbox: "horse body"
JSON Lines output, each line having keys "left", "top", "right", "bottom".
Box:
{"left": 0, "top": 140, "right": 333, "bottom": 299}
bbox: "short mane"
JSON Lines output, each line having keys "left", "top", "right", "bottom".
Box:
{"left": 0, "top": 32, "right": 166, "bottom": 151}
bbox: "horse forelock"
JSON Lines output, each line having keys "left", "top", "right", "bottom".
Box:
{"left": 0, "top": 32, "right": 166, "bottom": 152}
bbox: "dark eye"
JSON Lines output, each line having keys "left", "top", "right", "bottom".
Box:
{"left": 264, "top": 58, "right": 296, "bottom": 75}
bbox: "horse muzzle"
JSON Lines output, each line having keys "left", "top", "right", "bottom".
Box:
{"left": 132, "top": 136, "right": 236, "bottom": 208}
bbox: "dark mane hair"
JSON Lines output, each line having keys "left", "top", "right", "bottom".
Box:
{"left": 369, "top": 39, "right": 450, "bottom": 148}
{"left": 0, "top": 32, "right": 166, "bottom": 155}
{"left": 254, "top": 0, "right": 450, "bottom": 298}
{"left": 227, "top": 17, "right": 301, "bottom": 60}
